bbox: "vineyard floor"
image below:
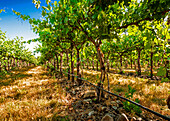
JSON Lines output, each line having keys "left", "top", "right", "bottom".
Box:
{"left": 0, "top": 66, "right": 69, "bottom": 120}
{"left": 81, "top": 68, "right": 170, "bottom": 115}
{"left": 0, "top": 66, "right": 169, "bottom": 121}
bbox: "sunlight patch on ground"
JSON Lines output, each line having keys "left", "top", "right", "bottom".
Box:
{"left": 83, "top": 69, "right": 99, "bottom": 75}
{"left": 0, "top": 66, "right": 68, "bottom": 120}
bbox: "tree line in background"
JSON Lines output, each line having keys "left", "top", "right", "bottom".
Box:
{"left": 0, "top": 29, "right": 37, "bottom": 74}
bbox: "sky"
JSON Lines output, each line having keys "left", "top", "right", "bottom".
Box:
{"left": 0, "top": 0, "right": 54, "bottom": 57}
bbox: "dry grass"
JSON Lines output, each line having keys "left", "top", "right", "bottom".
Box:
{"left": 0, "top": 66, "right": 69, "bottom": 121}
{"left": 81, "top": 68, "right": 170, "bottom": 116}
{"left": 0, "top": 66, "right": 169, "bottom": 120}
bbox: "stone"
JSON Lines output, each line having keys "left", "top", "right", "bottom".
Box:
{"left": 88, "top": 111, "right": 95, "bottom": 116}
{"left": 87, "top": 115, "right": 93, "bottom": 119}
{"left": 72, "top": 90, "right": 76, "bottom": 95}
{"left": 102, "top": 106, "right": 107, "bottom": 111}
{"left": 111, "top": 101, "right": 119, "bottom": 107}
{"left": 101, "top": 114, "right": 113, "bottom": 121}
{"left": 78, "top": 92, "right": 85, "bottom": 97}
{"left": 82, "top": 109, "right": 93, "bottom": 116}
{"left": 136, "top": 117, "right": 142, "bottom": 121}
{"left": 131, "top": 117, "right": 137, "bottom": 121}
{"left": 110, "top": 114, "right": 116, "bottom": 118}
{"left": 116, "top": 100, "right": 121, "bottom": 104}
{"left": 90, "top": 87, "right": 95, "bottom": 90}
{"left": 73, "top": 84, "right": 77, "bottom": 86}
{"left": 117, "top": 113, "right": 129, "bottom": 121}
{"left": 76, "top": 87, "right": 80, "bottom": 90}
{"left": 96, "top": 105, "right": 107, "bottom": 112}
{"left": 111, "top": 101, "right": 116, "bottom": 105}
{"left": 84, "top": 90, "right": 96, "bottom": 98}
{"left": 112, "top": 106, "right": 118, "bottom": 110}
{"left": 83, "top": 99, "right": 92, "bottom": 103}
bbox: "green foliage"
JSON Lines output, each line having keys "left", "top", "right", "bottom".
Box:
{"left": 125, "top": 85, "right": 136, "bottom": 98}
{"left": 0, "top": 31, "right": 37, "bottom": 74}
{"left": 161, "top": 78, "right": 170, "bottom": 83}
{"left": 157, "top": 66, "right": 166, "bottom": 77}
{"left": 65, "top": 86, "right": 69, "bottom": 91}
{"left": 115, "top": 87, "right": 124, "bottom": 92}
{"left": 123, "top": 85, "right": 142, "bottom": 115}
{"left": 11, "top": 0, "right": 170, "bottom": 85}
{"left": 118, "top": 70, "right": 125, "bottom": 74}
{"left": 96, "top": 74, "right": 99, "bottom": 79}
{"left": 95, "top": 74, "right": 100, "bottom": 84}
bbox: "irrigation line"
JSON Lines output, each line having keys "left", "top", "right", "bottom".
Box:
{"left": 57, "top": 70, "right": 170, "bottom": 120}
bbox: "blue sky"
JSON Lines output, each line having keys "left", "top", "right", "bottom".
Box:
{"left": 0, "top": 0, "right": 54, "bottom": 57}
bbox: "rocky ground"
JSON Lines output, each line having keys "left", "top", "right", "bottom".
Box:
{"left": 55, "top": 75, "right": 169, "bottom": 121}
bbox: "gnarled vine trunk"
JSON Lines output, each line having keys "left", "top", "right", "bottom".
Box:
{"left": 66, "top": 52, "right": 70, "bottom": 80}
{"left": 137, "top": 48, "right": 141, "bottom": 76}
{"left": 70, "top": 43, "right": 74, "bottom": 82}
{"left": 56, "top": 55, "right": 59, "bottom": 71}
{"left": 95, "top": 45, "right": 105, "bottom": 101}
{"left": 53, "top": 57, "right": 56, "bottom": 72}
{"left": 150, "top": 52, "right": 153, "bottom": 79}
{"left": 17, "top": 59, "right": 19, "bottom": 68}
{"left": 92, "top": 58, "right": 94, "bottom": 70}
{"left": 107, "top": 52, "right": 110, "bottom": 72}
{"left": 76, "top": 48, "right": 82, "bottom": 85}
{"left": 10, "top": 58, "right": 13, "bottom": 68}
{"left": 8, "top": 57, "right": 10, "bottom": 71}
{"left": 87, "top": 37, "right": 106, "bottom": 101}
{"left": 0, "top": 61, "right": 1, "bottom": 72}
{"left": 60, "top": 53, "right": 63, "bottom": 77}
{"left": 119, "top": 54, "right": 123, "bottom": 72}
{"left": 86, "top": 58, "right": 89, "bottom": 69}
{"left": 96, "top": 60, "right": 98, "bottom": 71}
{"left": 4, "top": 57, "right": 7, "bottom": 71}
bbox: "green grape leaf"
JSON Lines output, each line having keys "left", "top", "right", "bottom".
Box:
{"left": 27, "top": 40, "right": 32, "bottom": 44}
